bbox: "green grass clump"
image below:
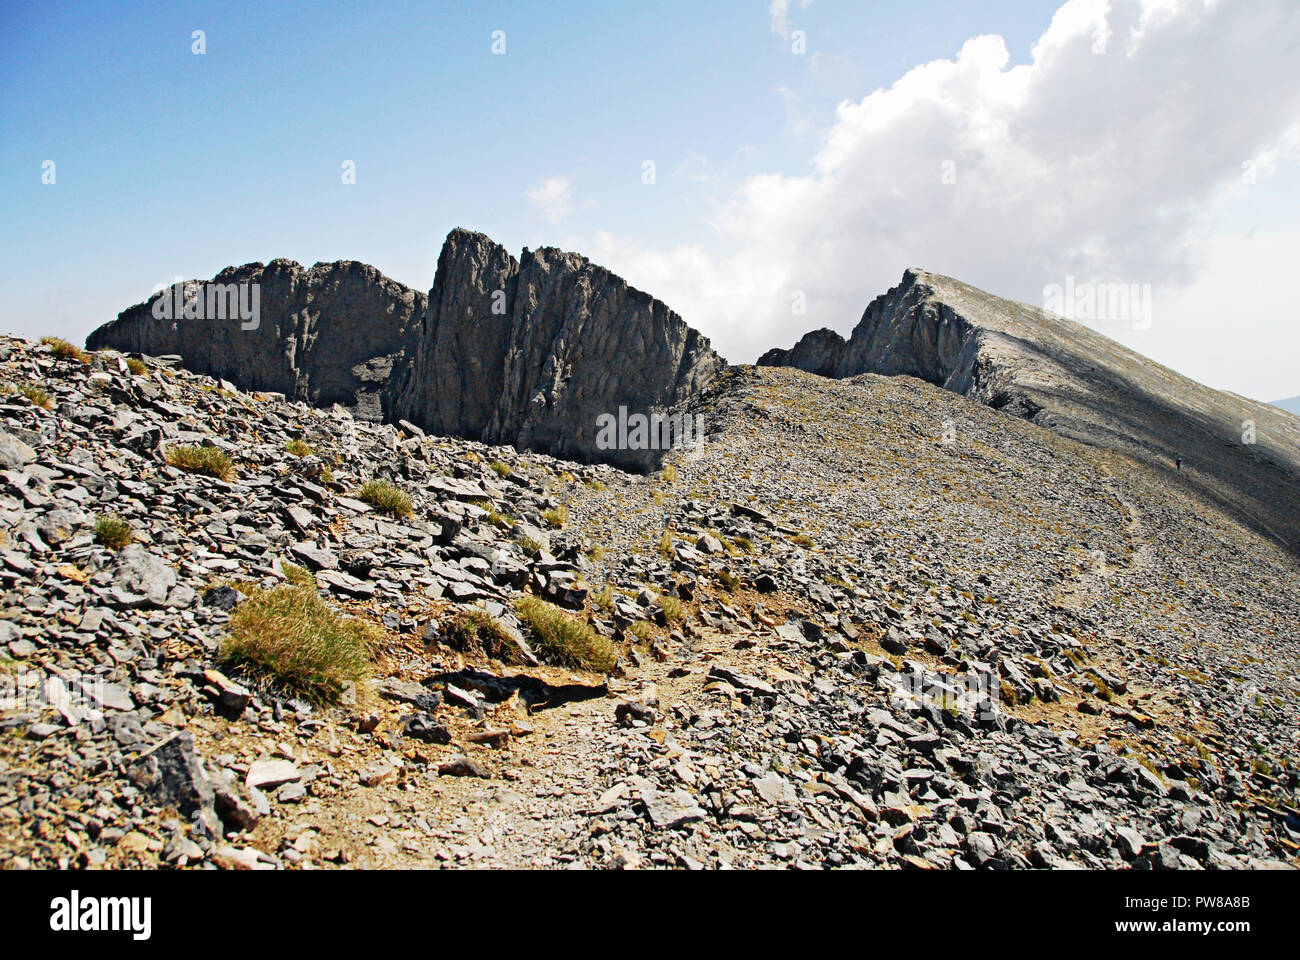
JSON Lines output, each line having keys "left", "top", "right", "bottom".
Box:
{"left": 660, "top": 464, "right": 677, "bottom": 483}
{"left": 715, "top": 569, "right": 740, "bottom": 592}
{"left": 733, "top": 535, "right": 754, "bottom": 553}
{"left": 489, "top": 460, "right": 511, "bottom": 477}
{"left": 444, "top": 608, "right": 526, "bottom": 663}
{"left": 218, "top": 584, "right": 381, "bottom": 704}
{"left": 357, "top": 479, "right": 413, "bottom": 518}
{"left": 658, "top": 530, "right": 674, "bottom": 556}
{"left": 165, "top": 444, "right": 234, "bottom": 480}
{"left": 541, "top": 505, "right": 569, "bottom": 528}
{"left": 125, "top": 357, "right": 147, "bottom": 376}
{"left": 660, "top": 594, "right": 686, "bottom": 624}
{"left": 40, "top": 337, "right": 90, "bottom": 363}
{"left": 285, "top": 438, "right": 313, "bottom": 457}
{"left": 93, "top": 513, "right": 134, "bottom": 550}
{"left": 517, "top": 535, "right": 542, "bottom": 555}
{"left": 627, "top": 621, "right": 655, "bottom": 641}
{"left": 281, "top": 561, "right": 317, "bottom": 589}
{"left": 586, "top": 479, "right": 607, "bottom": 491}
{"left": 593, "top": 583, "right": 614, "bottom": 610}
{"left": 790, "top": 533, "right": 816, "bottom": 549}
{"left": 514, "top": 595, "right": 616, "bottom": 672}
{"left": 1, "top": 380, "right": 54, "bottom": 409}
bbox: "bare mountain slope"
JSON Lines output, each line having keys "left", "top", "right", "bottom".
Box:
{"left": 760, "top": 268, "right": 1300, "bottom": 554}
{"left": 3, "top": 340, "right": 1296, "bottom": 870}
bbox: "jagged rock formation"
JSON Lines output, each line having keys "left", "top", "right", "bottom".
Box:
{"left": 756, "top": 328, "right": 845, "bottom": 378}
{"left": 393, "top": 230, "right": 723, "bottom": 468}
{"left": 86, "top": 260, "right": 426, "bottom": 422}
{"left": 88, "top": 230, "right": 724, "bottom": 471}
{"left": 761, "top": 268, "right": 1300, "bottom": 553}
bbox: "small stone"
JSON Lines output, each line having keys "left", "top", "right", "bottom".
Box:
{"left": 438, "top": 756, "right": 491, "bottom": 778}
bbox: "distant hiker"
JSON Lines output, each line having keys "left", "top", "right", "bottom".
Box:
{"left": 1175, "top": 457, "right": 1182, "bottom": 471}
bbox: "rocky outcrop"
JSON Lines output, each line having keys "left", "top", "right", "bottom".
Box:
{"left": 393, "top": 230, "right": 723, "bottom": 468}
{"left": 756, "top": 328, "right": 845, "bottom": 378}
{"left": 395, "top": 230, "right": 519, "bottom": 440}
{"left": 761, "top": 268, "right": 1300, "bottom": 553}
{"left": 89, "top": 230, "right": 724, "bottom": 471}
{"left": 87, "top": 260, "right": 426, "bottom": 422}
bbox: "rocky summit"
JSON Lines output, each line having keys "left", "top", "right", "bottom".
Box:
{"left": 1, "top": 311, "right": 1297, "bottom": 870}
{"left": 761, "top": 268, "right": 1300, "bottom": 555}
{"left": 88, "top": 228, "right": 724, "bottom": 472}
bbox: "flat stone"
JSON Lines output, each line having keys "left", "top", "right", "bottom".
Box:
{"left": 643, "top": 788, "right": 705, "bottom": 829}
{"left": 245, "top": 759, "right": 302, "bottom": 791}
{"left": 289, "top": 541, "right": 339, "bottom": 571}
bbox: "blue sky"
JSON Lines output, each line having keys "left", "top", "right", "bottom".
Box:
{"left": 3, "top": 0, "right": 1298, "bottom": 401}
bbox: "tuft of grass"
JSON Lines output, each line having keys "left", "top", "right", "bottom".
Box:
{"left": 285, "top": 438, "right": 314, "bottom": 457}
{"left": 444, "top": 609, "right": 526, "bottom": 663}
{"left": 41, "top": 337, "right": 90, "bottom": 363}
{"left": 2, "top": 380, "right": 54, "bottom": 409}
{"left": 218, "top": 584, "right": 381, "bottom": 704}
{"left": 93, "top": 513, "right": 134, "bottom": 550}
{"left": 733, "top": 535, "right": 754, "bottom": 553}
{"left": 715, "top": 569, "right": 740, "bottom": 592}
{"left": 627, "top": 620, "right": 655, "bottom": 641}
{"left": 1087, "top": 671, "right": 1114, "bottom": 702}
{"left": 658, "top": 530, "right": 674, "bottom": 556}
{"left": 660, "top": 463, "right": 677, "bottom": 483}
{"left": 514, "top": 595, "right": 616, "bottom": 672}
{"left": 165, "top": 444, "right": 234, "bottom": 481}
{"left": 488, "top": 460, "right": 511, "bottom": 477}
{"left": 593, "top": 583, "right": 614, "bottom": 610}
{"left": 357, "top": 479, "right": 413, "bottom": 518}
{"left": 517, "top": 535, "right": 542, "bottom": 555}
{"left": 125, "top": 357, "right": 147, "bottom": 376}
{"left": 541, "top": 505, "right": 569, "bottom": 528}
{"left": 790, "top": 533, "right": 816, "bottom": 549}
{"left": 586, "top": 479, "right": 607, "bottom": 491}
{"left": 660, "top": 594, "right": 686, "bottom": 624}
{"left": 281, "top": 561, "right": 317, "bottom": 589}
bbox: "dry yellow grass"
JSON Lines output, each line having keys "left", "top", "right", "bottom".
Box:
{"left": 218, "top": 584, "right": 380, "bottom": 703}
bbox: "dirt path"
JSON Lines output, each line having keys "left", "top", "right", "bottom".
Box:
{"left": 196, "top": 622, "right": 793, "bottom": 869}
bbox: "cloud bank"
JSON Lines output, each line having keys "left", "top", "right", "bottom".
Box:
{"left": 591, "top": 0, "right": 1300, "bottom": 399}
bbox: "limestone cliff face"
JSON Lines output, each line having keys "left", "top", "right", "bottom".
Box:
{"left": 392, "top": 230, "right": 724, "bottom": 468}
{"left": 487, "top": 244, "right": 722, "bottom": 465}
{"left": 86, "top": 260, "right": 426, "bottom": 421}
{"left": 88, "top": 229, "right": 725, "bottom": 470}
{"left": 394, "top": 230, "right": 519, "bottom": 439}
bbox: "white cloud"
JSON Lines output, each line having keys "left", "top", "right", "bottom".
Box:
{"left": 770, "top": 0, "right": 813, "bottom": 39}
{"left": 526, "top": 175, "right": 574, "bottom": 224}
{"left": 592, "top": 0, "right": 1300, "bottom": 401}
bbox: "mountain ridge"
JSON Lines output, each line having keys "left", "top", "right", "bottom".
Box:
{"left": 760, "top": 267, "right": 1300, "bottom": 555}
